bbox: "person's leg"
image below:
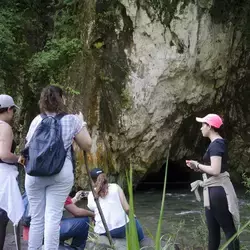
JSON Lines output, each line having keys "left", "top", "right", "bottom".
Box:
{"left": 205, "top": 207, "right": 221, "bottom": 250}
{"left": 109, "top": 225, "right": 126, "bottom": 238}
{"left": 44, "top": 163, "right": 73, "bottom": 250}
{"left": 135, "top": 219, "right": 145, "bottom": 242}
{"left": 25, "top": 175, "right": 46, "bottom": 250}
{"left": 0, "top": 208, "right": 9, "bottom": 250}
{"left": 210, "top": 187, "right": 240, "bottom": 250}
{"left": 104, "top": 219, "right": 144, "bottom": 241}
{"left": 100, "top": 224, "right": 127, "bottom": 239}
{"left": 60, "top": 217, "right": 90, "bottom": 248}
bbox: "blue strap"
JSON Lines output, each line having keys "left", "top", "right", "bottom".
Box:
{"left": 55, "top": 113, "right": 67, "bottom": 121}
{"left": 40, "top": 113, "right": 66, "bottom": 120}
{"left": 40, "top": 113, "right": 47, "bottom": 119}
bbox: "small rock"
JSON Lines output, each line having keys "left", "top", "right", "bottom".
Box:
{"left": 85, "top": 236, "right": 126, "bottom": 250}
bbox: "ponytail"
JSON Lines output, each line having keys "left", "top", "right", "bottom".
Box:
{"left": 95, "top": 173, "right": 109, "bottom": 198}
{"left": 212, "top": 124, "right": 225, "bottom": 138}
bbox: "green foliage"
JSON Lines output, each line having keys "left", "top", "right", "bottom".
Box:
{"left": 219, "top": 220, "right": 250, "bottom": 250}
{"left": 0, "top": 0, "right": 85, "bottom": 109}
{"left": 0, "top": 8, "right": 27, "bottom": 67}
{"left": 125, "top": 147, "right": 173, "bottom": 250}
{"left": 191, "top": 211, "right": 208, "bottom": 249}
{"left": 126, "top": 167, "right": 140, "bottom": 250}
{"left": 242, "top": 173, "right": 250, "bottom": 192}
{"left": 28, "top": 37, "right": 81, "bottom": 88}
{"left": 155, "top": 147, "right": 170, "bottom": 250}
{"left": 94, "top": 41, "right": 105, "bottom": 49}
{"left": 121, "top": 88, "right": 133, "bottom": 110}
{"left": 159, "top": 221, "right": 183, "bottom": 250}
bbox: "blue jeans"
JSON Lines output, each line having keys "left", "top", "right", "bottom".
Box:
{"left": 60, "top": 217, "right": 89, "bottom": 249}
{"left": 101, "top": 219, "right": 144, "bottom": 242}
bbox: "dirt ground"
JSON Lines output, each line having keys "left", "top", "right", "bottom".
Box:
{"left": 4, "top": 233, "right": 28, "bottom": 250}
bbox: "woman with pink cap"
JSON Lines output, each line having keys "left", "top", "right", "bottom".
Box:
{"left": 186, "top": 114, "right": 240, "bottom": 250}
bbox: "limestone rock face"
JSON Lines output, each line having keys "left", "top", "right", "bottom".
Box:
{"left": 74, "top": 0, "right": 250, "bottom": 186}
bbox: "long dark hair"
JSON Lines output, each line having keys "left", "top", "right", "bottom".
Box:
{"left": 92, "top": 173, "right": 109, "bottom": 198}
{"left": 39, "top": 85, "right": 66, "bottom": 114}
{"left": 209, "top": 124, "right": 225, "bottom": 138}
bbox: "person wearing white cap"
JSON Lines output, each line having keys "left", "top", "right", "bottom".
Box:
{"left": 0, "top": 94, "right": 24, "bottom": 249}
{"left": 186, "top": 114, "right": 240, "bottom": 250}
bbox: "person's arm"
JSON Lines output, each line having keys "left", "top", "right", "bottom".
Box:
{"left": 73, "top": 113, "right": 92, "bottom": 152}
{"left": 0, "top": 124, "right": 18, "bottom": 163}
{"left": 65, "top": 203, "right": 95, "bottom": 218}
{"left": 195, "top": 157, "right": 221, "bottom": 176}
{"left": 71, "top": 191, "right": 86, "bottom": 204}
{"left": 117, "top": 185, "right": 130, "bottom": 215}
{"left": 187, "top": 141, "right": 224, "bottom": 176}
{"left": 75, "top": 127, "right": 92, "bottom": 152}
{"left": 87, "top": 192, "right": 95, "bottom": 211}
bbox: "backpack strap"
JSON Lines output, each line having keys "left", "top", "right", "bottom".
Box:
{"left": 55, "top": 112, "right": 67, "bottom": 120}
{"left": 40, "top": 113, "right": 66, "bottom": 120}
{"left": 40, "top": 113, "right": 47, "bottom": 119}
{"left": 54, "top": 112, "right": 76, "bottom": 172}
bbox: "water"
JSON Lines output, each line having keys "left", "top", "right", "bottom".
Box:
{"left": 134, "top": 187, "right": 250, "bottom": 248}
{"left": 7, "top": 187, "right": 249, "bottom": 249}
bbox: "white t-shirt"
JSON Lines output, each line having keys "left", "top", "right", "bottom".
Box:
{"left": 87, "top": 183, "right": 129, "bottom": 234}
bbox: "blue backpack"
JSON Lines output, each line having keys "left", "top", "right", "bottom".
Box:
{"left": 25, "top": 113, "right": 67, "bottom": 176}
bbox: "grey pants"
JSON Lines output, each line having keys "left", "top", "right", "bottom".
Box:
{"left": 25, "top": 159, "right": 74, "bottom": 250}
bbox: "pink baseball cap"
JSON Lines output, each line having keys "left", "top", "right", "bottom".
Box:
{"left": 196, "top": 114, "right": 223, "bottom": 128}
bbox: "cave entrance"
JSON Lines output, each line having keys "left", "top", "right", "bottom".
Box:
{"left": 137, "top": 160, "right": 200, "bottom": 190}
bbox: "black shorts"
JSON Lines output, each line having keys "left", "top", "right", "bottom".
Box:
{"left": 0, "top": 208, "right": 9, "bottom": 223}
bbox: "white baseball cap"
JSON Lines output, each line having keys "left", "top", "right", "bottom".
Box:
{"left": 0, "top": 95, "right": 19, "bottom": 109}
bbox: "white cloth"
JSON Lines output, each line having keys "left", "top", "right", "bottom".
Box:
{"left": 87, "top": 183, "right": 129, "bottom": 234}
{"left": 0, "top": 163, "right": 24, "bottom": 225}
{"left": 191, "top": 172, "right": 240, "bottom": 228}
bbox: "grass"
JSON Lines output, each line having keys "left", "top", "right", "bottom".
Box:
{"left": 125, "top": 147, "right": 172, "bottom": 250}
{"left": 155, "top": 148, "right": 170, "bottom": 250}
{"left": 219, "top": 220, "right": 250, "bottom": 250}
{"left": 126, "top": 167, "right": 140, "bottom": 250}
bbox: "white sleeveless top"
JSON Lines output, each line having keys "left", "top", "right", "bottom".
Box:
{"left": 87, "top": 183, "right": 129, "bottom": 234}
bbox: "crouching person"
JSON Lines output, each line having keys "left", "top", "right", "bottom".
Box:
{"left": 22, "top": 191, "right": 94, "bottom": 249}
{"left": 60, "top": 191, "right": 94, "bottom": 249}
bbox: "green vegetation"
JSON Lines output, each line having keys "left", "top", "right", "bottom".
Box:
{"left": 125, "top": 148, "right": 184, "bottom": 250}
{"left": 0, "top": 0, "right": 87, "bottom": 139}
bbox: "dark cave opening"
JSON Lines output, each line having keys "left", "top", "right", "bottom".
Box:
{"left": 137, "top": 160, "right": 201, "bottom": 190}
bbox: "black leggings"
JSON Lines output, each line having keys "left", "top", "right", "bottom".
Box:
{"left": 205, "top": 187, "right": 240, "bottom": 250}
{"left": 0, "top": 208, "right": 9, "bottom": 250}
